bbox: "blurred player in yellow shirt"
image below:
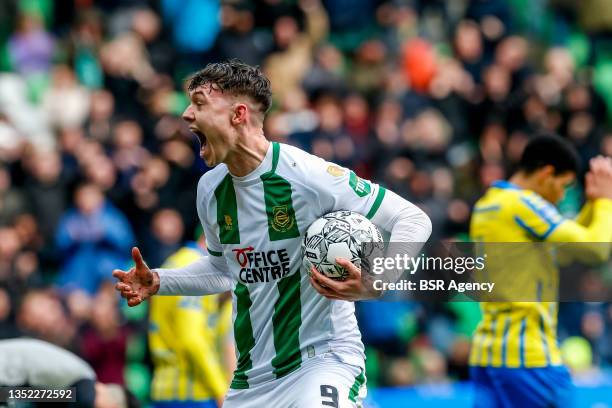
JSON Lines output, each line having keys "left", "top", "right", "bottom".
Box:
{"left": 149, "top": 233, "right": 235, "bottom": 408}
{"left": 469, "top": 135, "right": 612, "bottom": 408}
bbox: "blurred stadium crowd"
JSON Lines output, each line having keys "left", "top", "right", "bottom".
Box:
{"left": 1, "top": 0, "right": 612, "bottom": 401}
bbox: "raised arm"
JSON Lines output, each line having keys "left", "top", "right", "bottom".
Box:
{"left": 154, "top": 254, "right": 232, "bottom": 296}
{"left": 113, "top": 247, "right": 232, "bottom": 306}
{"left": 548, "top": 157, "right": 612, "bottom": 262}
{"left": 512, "top": 156, "right": 612, "bottom": 264}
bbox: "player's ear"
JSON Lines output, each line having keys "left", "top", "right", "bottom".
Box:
{"left": 538, "top": 165, "right": 556, "bottom": 180}
{"left": 232, "top": 104, "right": 248, "bottom": 125}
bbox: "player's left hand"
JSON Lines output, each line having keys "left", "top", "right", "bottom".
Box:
{"left": 309, "top": 258, "right": 382, "bottom": 301}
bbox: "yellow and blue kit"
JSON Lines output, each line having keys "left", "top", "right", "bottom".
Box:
{"left": 469, "top": 180, "right": 612, "bottom": 408}
{"left": 149, "top": 242, "right": 233, "bottom": 408}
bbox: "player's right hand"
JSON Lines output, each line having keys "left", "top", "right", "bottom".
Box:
{"left": 586, "top": 156, "right": 612, "bottom": 201}
{"left": 112, "top": 247, "right": 160, "bottom": 306}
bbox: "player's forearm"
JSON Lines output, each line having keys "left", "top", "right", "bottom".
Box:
{"left": 371, "top": 189, "right": 433, "bottom": 282}
{"left": 552, "top": 198, "right": 612, "bottom": 262}
{"left": 563, "top": 198, "right": 612, "bottom": 242}
{"left": 574, "top": 201, "right": 594, "bottom": 226}
{"left": 581, "top": 198, "right": 612, "bottom": 261}
{"left": 587, "top": 198, "right": 612, "bottom": 235}
{"left": 154, "top": 257, "right": 233, "bottom": 296}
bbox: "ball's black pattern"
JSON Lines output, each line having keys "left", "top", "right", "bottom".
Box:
{"left": 302, "top": 210, "right": 383, "bottom": 280}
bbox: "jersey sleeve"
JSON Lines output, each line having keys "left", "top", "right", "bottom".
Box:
{"left": 196, "top": 174, "right": 231, "bottom": 273}
{"left": 308, "top": 159, "right": 387, "bottom": 222}
{"left": 196, "top": 176, "right": 224, "bottom": 257}
{"left": 516, "top": 193, "right": 612, "bottom": 262}
{"left": 513, "top": 192, "right": 567, "bottom": 240}
{"left": 548, "top": 198, "right": 612, "bottom": 243}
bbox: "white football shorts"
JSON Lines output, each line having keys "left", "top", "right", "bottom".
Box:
{"left": 223, "top": 353, "right": 366, "bottom": 408}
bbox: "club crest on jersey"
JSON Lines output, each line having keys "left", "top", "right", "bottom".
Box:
{"left": 224, "top": 214, "right": 233, "bottom": 231}
{"left": 272, "top": 205, "right": 294, "bottom": 232}
{"left": 326, "top": 165, "right": 345, "bottom": 177}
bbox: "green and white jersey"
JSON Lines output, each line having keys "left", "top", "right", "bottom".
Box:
{"left": 197, "top": 142, "right": 388, "bottom": 389}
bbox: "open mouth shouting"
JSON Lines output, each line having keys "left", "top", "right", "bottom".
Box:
{"left": 190, "top": 127, "right": 209, "bottom": 158}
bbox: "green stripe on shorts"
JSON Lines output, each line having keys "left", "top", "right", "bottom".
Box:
{"left": 348, "top": 369, "right": 366, "bottom": 402}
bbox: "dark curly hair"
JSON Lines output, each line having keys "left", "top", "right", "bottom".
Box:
{"left": 518, "top": 133, "right": 581, "bottom": 175}
{"left": 186, "top": 59, "right": 272, "bottom": 116}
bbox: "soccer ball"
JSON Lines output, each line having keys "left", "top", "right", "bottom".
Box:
{"left": 301, "top": 210, "right": 384, "bottom": 280}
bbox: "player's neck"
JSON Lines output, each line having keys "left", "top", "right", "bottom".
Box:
{"left": 225, "top": 132, "right": 270, "bottom": 177}
{"left": 509, "top": 172, "right": 540, "bottom": 193}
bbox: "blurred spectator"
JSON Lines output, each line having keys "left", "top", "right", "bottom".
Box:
{"left": 323, "top": 0, "right": 376, "bottom": 51}
{"left": 579, "top": 0, "right": 612, "bottom": 34}
{"left": 0, "top": 75, "right": 54, "bottom": 150}
{"left": 81, "top": 286, "right": 129, "bottom": 384}
{"left": 0, "top": 286, "right": 19, "bottom": 339}
{"left": 55, "top": 183, "right": 134, "bottom": 295}
{"left": 302, "top": 44, "right": 348, "bottom": 97}
{"left": 142, "top": 208, "right": 184, "bottom": 268}
{"left": 22, "top": 148, "right": 67, "bottom": 243}
{"left": 85, "top": 89, "right": 115, "bottom": 143}
{"left": 41, "top": 64, "right": 90, "bottom": 129}
{"left": 161, "top": 0, "right": 220, "bottom": 54}
{"left": 351, "top": 39, "right": 388, "bottom": 96}
{"left": 16, "top": 289, "right": 76, "bottom": 348}
{"left": 0, "top": 165, "right": 27, "bottom": 225}
{"left": 8, "top": 12, "right": 54, "bottom": 76}
{"left": 111, "top": 120, "right": 150, "bottom": 186}
{"left": 264, "top": 0, "right": 329, "bottom": 102}
{"left": 131, "top": 8, "right": 175, "bottom": 76}
{"left": 215, "top": 3, "right": 273, "bottom": 66}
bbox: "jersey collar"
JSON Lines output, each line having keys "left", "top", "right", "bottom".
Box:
{"left": 491, "top": 180, "right": 523, "bottom": 190}
{"left": 230, "top": 141, "right": 274, "bottom": 184}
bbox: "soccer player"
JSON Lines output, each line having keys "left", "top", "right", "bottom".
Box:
{"left": 113, "top": 60, "right": 432, "bottom": 407}
{"left": 149, "top": 232, "right": 234, "bottom": 408}
{"left": 469, "top": 135, "right": 612, "bottom": 407}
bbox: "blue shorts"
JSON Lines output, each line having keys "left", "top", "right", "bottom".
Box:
{"left": 470, "top": 366, "right": 574, "bottom": 408}
{"left": 151, "top": 400, "right": 217, "bottom": 408}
